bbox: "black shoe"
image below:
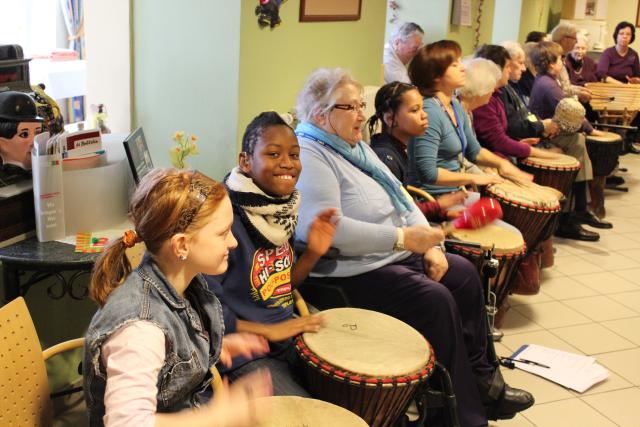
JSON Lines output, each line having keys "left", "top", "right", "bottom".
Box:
{"left": 573, "top": 210, "right": 613, "bottom": 229}
{"left": 479, "top": 370, "right": 535, "bottom": 420}
{"left": 555, "top": 221, "right": 600, "bottom": 241}
{"left": 606, "top": 175, "right": 625, "bottom": 186}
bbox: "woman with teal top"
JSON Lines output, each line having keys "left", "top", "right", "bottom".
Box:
{"left": 407, "top": 40, "right": 532, "bottom": 196}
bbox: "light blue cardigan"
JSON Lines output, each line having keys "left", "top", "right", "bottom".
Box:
{"left": 295, "top": 132, "right": 428, "bottom": 278}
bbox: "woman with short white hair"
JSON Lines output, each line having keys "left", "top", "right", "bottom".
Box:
{"left": 294, "top": 66, "right": 534, "bottom": 426}
{"left": 566, "top": 34, "right": 598, "bottom": 86}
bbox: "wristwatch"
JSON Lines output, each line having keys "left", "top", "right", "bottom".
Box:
{"left": 393, "top": 228, "right": 405, "bottom": 251}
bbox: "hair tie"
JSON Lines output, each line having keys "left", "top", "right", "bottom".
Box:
{"left": 122, "top": 230, "right": 139, "bottom": 248}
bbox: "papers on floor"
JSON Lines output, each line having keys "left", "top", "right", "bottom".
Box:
{"left": 510, "top": 344, "right": 609, "bottom": 393}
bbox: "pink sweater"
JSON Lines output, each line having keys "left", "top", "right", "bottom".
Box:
{"left": 101, "top": 321, "right": 165, "bottom": 427}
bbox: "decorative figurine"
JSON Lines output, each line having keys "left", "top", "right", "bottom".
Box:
{"left": 0, "top": 91, "right": 43, "bottom": 186}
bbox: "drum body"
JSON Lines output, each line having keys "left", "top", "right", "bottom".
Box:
{"left": 255, "top": 396, "right": 368, "bottom": 427}
{"left": 446, "top": 224, "right": 526, "bottom": 308}
{"left": 484, "top": 181, "right": 561, "bottom": 250}
{"left": 295, "top": 308, "right": 434, "bottom": 427}
{"left": 518, "top": 154, "right": 581, "bottom": 197}
{"left": 585, "top": 131, "right": 622, "bottom": 177}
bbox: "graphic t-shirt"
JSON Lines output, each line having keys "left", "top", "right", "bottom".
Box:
{"left": 205, "top": 208, "right": 295, "bottom": 368}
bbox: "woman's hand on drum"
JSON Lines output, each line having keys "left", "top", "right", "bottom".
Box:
{"left": 306, "top": 208, "right": 339, "bottom": 257}
{"left": 497, "top": 161, "right": 533, "bottom": 184}
{"left": 260, "top": 315, "right": 326, "bottom": 342}
{"left": 589, "top": 129, "right": 607, "bottom": 137}
{"left": 423, "top": 247, "right": 449, "bottom": 282}
{"left": 542, "top": 119, "right": 560, "bottom": 139}
{"left": 403, "top": 225, "right": 445, "bottom": 253}
{"left": 471, "top": 173, "right": 505, "bottom": 186}
{"left": 204, "top": 369, "right": 273, "bottom": 427}
{"left": 220, "top": 333, "right": 270, "bottom": 368}
{"left": 520, "top": 137, "right": 540, "bottom": 146}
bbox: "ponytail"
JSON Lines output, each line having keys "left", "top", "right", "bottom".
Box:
{"left": 90, "top": 238, "right": 133, "bottom": 306}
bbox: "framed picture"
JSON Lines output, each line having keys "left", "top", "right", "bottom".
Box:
{"left": 123, "top": 127, "right": 154, "bottom": 185}
{"left": 299, "top": 0, "right": 362, "bottom": 22}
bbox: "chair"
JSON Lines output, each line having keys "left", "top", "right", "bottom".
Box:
{"left": 361, "top": 85, "right": 381, "bottom": 144}
{"left": 0, "top": 297, "right": 85, "bottom": 427}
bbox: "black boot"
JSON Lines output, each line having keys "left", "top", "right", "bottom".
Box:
{"left": 477, "top": 369, "right": 535, "bottom": 420}
{"left": 554, "top": 221, "right": 600, "bottom": 241}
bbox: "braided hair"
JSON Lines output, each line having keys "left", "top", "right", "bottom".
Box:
{"left": 367, "top": 82, "right": 417, "bottom": 137}
{"left": 241, "top": 111, "right": 293, "bottom": 155}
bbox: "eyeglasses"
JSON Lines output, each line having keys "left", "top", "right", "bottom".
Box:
{"left": 332, "top": 102, "right": 367, "bottom": 113}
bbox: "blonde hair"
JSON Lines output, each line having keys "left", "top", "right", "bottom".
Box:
{"left": 296, "top": 68, "right": 363, "bottom": 122}
{"left": 90, "top": 168, "right": 226, "bottom": 306}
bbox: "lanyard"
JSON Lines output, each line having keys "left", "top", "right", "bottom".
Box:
{"left": 433, "top": 96, "right": 466, "bottom": 156}
{"left": 295, "top": 131, "right": 373, "bottom": 178}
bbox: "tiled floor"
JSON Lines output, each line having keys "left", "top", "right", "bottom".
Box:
{"left": 490, "top": 153, "right": 640, "bottom": 426}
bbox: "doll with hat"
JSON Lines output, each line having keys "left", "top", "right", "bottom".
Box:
{"left": 0, "top": 91, "right": 43, "bottom": 185}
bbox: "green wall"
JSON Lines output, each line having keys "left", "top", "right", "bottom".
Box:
{"left": 236, "top": 0, "right": 387, "bottom": 144}
{"left": 447, "top": 0, "right": 496, "bottom": 55}
{"left": 132, "top": 0, "right": 241, "bottom": 181}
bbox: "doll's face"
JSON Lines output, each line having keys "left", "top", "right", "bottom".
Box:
{"left": 0, "top": 122, "right": 42, "bottom": 169}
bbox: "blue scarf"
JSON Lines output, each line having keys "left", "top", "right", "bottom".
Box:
{"left": 295, "top": 121, "right": 413, "bottom": 215}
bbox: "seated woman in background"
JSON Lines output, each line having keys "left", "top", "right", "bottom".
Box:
{"left": 472, "top": 44, "right": 561, "bottom": 161}
{"left": 205, "top": 111, "right": 334, "bottom": 397}
{"left": 528, "top": 41, "right": 612, "bottom": 239}
{"left": 406, "top": 40, "right": 532, "bottom": 198}
{"left": 295, "top": 67, "right": 534, "bottom": 427}
{"left": 84, "top": 169, "right": 271, "bottom": 427}
{"left": 500, "top": 41, "right": 560, "bottom": 141}
{"left": 368, "top": 81, "right": 466, "bottom": 221}
{"left": 565, "top": 35, "right": 599, "bottom": 122}
{"left": 596, "top": 21, "right": 640, "bottom": 84}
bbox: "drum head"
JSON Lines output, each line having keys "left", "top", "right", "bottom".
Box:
{"left": 450, "top": 224, "right": 525, "bottom": 253}
{"left": 302, "top": 308, "right": 430, "bottom": 377}
{"left": 522, "top": 153, "right": 580, "bottom": 169}
{"left": 487, "top": 180, "right": 561, "bottom": 210}
{"left": 586, "top": 131, "right": 622, "bottom": 143}
{"left": 255, "top": 397, "right": 368, "bottom": 426}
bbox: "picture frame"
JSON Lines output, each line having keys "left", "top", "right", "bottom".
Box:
{"left": 299, "top": 0, "right": 362, "bottom": 22}
{"left": 123, "top": 127, "right": 154, "bottom": 185}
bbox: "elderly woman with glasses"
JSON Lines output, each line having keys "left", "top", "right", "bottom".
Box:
{"left": 294, "top": 67, "right": 534, "bottom": 427}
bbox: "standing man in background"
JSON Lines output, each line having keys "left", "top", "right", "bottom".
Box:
{"left": 383, "top": 22, "right": 424, "bottom": 84}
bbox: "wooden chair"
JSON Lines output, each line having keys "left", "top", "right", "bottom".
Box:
{"left": 0, "top": 297, "right": 85, "bottom": 427}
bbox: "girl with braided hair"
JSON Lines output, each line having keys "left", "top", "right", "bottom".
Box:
{"left": 84, "top": 168, "right": 272, "bottom": 426}
{"left": 368, "top": 82, "right": 466, "bottom": 221}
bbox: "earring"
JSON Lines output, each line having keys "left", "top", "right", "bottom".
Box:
{"left": 179, "top": 254, "right": 187, "bottom": 261}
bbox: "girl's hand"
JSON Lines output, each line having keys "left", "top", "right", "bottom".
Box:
{"left": 206, "top": 369, "right": 273, "bottom": 427}
{"left": 435, "top": 191, "right": 467, "bottom": 210}
{"left": 220, "top": 333, "right": 269, "bottom": 368}
{"left": 260, "top": 315, "right": 326, "bottom": 342}
{"left": 306, "top": 208, "right": 338, "bottom": 257}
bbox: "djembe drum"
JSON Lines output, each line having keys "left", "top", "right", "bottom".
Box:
{"left": 518, "top": 154, "right": 581, "bottom": 198}
{"left": 255, "top": 396, "right": 368, "bottom": 427}
{"left": 585, "top": 131, "right": 623, "bottom": 217}
{"left": 446, "top": 224, "right": 525, "bottom": 311}
{"left": 295, "top": 308, "right": 435, "bottom": 427}
{"left": 484, "top": 181, "right": 562, "bottom": 251}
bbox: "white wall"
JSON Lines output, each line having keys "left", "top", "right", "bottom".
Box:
{"left": 492, "top": 0, "right": 523, "bottom": 43}
{"left": 84, "top": 0, "right": 131, "bottom": 133}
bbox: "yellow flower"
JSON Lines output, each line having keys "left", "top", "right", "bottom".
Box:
{"left": 174, "top": 131, "right": 185, "bottom": 141}
{"left": 191, "top": 143, "right": 199, "bottom": 155}
{"left": 191, "top": 134, "right": 198, "bottom": 142}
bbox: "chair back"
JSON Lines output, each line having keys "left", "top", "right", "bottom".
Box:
{"left": 361, "top": 85, "right": 381, "bottom": 143}
{"left": 0, "top": 297, "right": 53, "bottom": 426}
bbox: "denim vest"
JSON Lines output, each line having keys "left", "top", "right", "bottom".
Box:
{"left": 83, "top": 255, "right": 224, "bottom": 426}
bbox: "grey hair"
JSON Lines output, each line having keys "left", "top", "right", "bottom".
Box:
{"left": 501, "top": 41, "right": 525, "bottom": 61}
{"left": 458, "top": 58, "right": 502, "bottom": 99}
{"left": 551, "top": 22, "right": 577, "bottom": 42}
{"left": 296, "top": 68, "right": 363, "bottom": 122}
{"left": 576, "top": 33, "right": 589, "bottom": 46}
{"left": 390, "top": 22, "right": 424, "bottom": 44}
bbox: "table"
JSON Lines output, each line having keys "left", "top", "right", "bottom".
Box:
{"left": 0, "top": 238, "right": 99, "bottom": 303}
